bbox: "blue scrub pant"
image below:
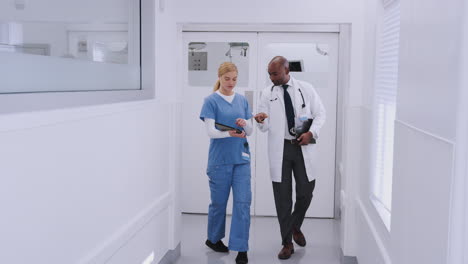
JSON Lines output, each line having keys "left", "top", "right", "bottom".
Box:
{"left": 207, "top": 163, "right": 251, "bottom": 252}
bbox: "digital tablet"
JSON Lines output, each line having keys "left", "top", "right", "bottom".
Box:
{"left": 215, "top": 122, "right": 242, "bottom": 134}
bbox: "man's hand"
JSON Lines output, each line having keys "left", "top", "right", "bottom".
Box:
{"left": 254, "top": 112, "right": 268, "bottom": 123}
{"left": 229, "top": 130, "right": 246, "bottom": 138}
{"left": 297, "top": 131, "right": 313, "bottom": 145}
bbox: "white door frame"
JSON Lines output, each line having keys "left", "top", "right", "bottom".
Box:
{"left": 176, "top": 23, "right": 352, "bottom": 219}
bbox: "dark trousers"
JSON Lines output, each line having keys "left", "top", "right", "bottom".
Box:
{"left": 273, "top": 141, "right": 316, "bottom": 245}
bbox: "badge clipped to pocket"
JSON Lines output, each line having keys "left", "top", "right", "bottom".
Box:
{"left": 299, "top": 114, "right": 308, "bottom": 122}
{"left": 242, "top": 142, "right": 251, "bottom": 161}
{"left": 242, "top": 152, "right": 250, "bottom": 161}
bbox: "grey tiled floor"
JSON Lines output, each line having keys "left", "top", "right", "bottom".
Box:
{"left": 174, "top": 214, "right": 342, "bottom": 264}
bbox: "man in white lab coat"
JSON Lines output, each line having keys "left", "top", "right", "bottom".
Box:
{"left": 254, "top": 56, "right": 326, "bottom": 260}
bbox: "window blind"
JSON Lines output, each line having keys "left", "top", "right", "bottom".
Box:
{"left": 371, "top": 0, "right": 400, "bottom": 230}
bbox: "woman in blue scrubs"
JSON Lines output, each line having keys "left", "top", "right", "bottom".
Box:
{"left": 200, "top": 62, "right": 252, "bottom": 264}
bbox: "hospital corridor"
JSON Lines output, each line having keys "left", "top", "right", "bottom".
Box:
{"left": 0, "top": 0, "right": 467, "bottom": 264}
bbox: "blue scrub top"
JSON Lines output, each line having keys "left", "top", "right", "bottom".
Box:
{"left": 200, "top": 92, "right": 253, "bottom": 167}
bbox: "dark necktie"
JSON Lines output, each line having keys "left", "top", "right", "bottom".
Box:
{"left": 282, "top": 84, "right": 295, "bottom": 136}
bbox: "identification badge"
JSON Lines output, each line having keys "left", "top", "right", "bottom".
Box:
{"left": 242, "top": 152, "right": 250, "bottom": 161}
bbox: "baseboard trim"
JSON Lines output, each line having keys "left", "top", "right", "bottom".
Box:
{"left": 77, "top": 192, "right": 172, "bottom": 264}
{"left": 356, "top": 198, "right": 392, "bottom": 264}
{"left": 343, "top": 256, "right": 358, "bottom": 264}
{"left": 341, "top": 249, "right": 358, "bottom": 264}
{"left": 158, "top": 243, "right": 181, "bottom": 264}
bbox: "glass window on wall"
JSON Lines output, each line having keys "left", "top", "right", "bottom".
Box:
{"left": 0, "top": 0, "right": 141, "bottom": 94}
{"left": 188, "top": 42, "right": 250, "bottom": 87}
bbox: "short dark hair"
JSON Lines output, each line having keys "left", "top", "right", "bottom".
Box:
{"left": 269, "top": 56, "right": 289, "bottom": 69}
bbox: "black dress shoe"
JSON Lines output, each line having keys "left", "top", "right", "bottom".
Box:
{"left": 235, "top": 251, "right": 248, "bottom": 264}
{"left": 293, "top": 228, "right": 306, "bottom": 247}
{"left": 205, "top": 239, "right": 229, "bottom": 252}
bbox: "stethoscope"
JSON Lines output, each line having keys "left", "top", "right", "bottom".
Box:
{"left": 270, "top": 85, "right": 306, "bottom": 108}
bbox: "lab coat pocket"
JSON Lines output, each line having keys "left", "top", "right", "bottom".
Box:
{"left": 302, "top": 144, "right": 318, "bottom": 179}
{"left": 301, "top": 103, "right": 313, "bottom": 119}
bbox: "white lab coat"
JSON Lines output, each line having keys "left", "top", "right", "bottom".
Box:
{"left": 257, "top": 77, "right": 326, "bottom": 182}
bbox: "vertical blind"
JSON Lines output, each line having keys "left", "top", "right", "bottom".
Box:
{"left": 371, "top": 0, "right": 400, "bottom": 227}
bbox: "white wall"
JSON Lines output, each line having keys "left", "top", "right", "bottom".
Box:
{"left": 0, "top": 1, "right": 182, "bottom": 264}
{"left": 392, "top": 0, "right": 464, "bottom": 263}
{"left": 354, "top": 0, "right": 466, "bottom": 264}
{"left": 396, "top": 2, "right": 460, "bottom": 141}
{"left": 446, "top": 0, "right": 468, "bottom": 263}
{"left": 0, "top": 100, "right": 180, "bottom": 264}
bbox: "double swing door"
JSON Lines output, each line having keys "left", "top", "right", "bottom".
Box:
{"left": 181, "top": 31, "right": 338, "bottom": 218}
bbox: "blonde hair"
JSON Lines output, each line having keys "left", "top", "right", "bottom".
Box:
{"left": 213, "top": 62, "right": 238, "bottom": 92}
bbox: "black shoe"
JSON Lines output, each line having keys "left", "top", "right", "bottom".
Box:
{"left": 235, "top": 251, "right": 248, "bottom": 264}
{"left": 205, "top": 239, "right": 229, "bottom": 253}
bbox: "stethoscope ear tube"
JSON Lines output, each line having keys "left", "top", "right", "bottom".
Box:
{"left": 270, "top": 85, "right": 306, "bottom": 108}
